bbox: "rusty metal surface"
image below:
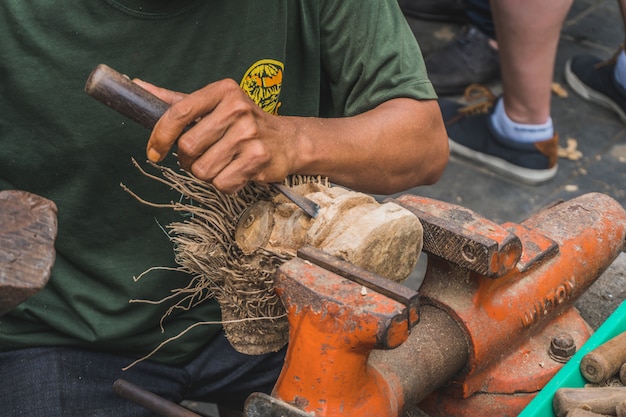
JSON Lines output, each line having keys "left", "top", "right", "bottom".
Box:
{"left": 414, "top": 193, "right": 626, "bottom": 399}
{"left": 273, "top": 255, "right": 416, "bottom": 417}
{"left": 392, "top": 195, "right": 522, "bottom": 278}
{"left": 501, "top": 222, "right": 559, "bottom": 273}
{"left": 276, "top": 253, "right": 413, "bottom": 349}
{"left": 369, "top": 305, "right": 469, "bottom": 410}
{"left": 0, "top": 190, "right": 57, "bottom": 317}
{"left": 297, "top": 246, "right": 420, "bottom": 328}
{"left": 419, "top": 310, "right": 591, "bottom": 416}
{"left": 245, "top": 393, "right": 313, "bottom": 417}
{"left": 258, "top": 192, "right": 626, "bottom": 417}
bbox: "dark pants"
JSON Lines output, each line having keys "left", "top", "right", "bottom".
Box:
{"left": 466, "top": 0, "right": 496, "bottom": 40}
{"left": 0, "top": 331, "right": 286, "bottom": 417}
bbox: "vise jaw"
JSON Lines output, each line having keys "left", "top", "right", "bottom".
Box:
{"left": 248, "top": 192, "right": 626, "bottom": 417}
{"left": 248, "top": 246, "right": 420, "bottom": 417}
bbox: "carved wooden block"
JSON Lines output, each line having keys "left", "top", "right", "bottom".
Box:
{"left": 0, "top": 190, "right": 57, "bottom": 316}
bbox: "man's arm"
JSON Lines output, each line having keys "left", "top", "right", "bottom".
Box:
{"left": 138, "top": 78, "right": 449, "bottom": 195}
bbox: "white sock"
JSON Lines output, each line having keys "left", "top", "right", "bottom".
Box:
{"left": 615, "top": 49, "right": 626, "bottom": 92}
{"left": 490, "top": 99, "right": 554, "bottom": 143}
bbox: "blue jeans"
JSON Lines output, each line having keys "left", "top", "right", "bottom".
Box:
{"left": 0, "top": 331, "right": 286, "bottom": 416}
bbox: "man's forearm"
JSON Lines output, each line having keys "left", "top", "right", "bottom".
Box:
{"left": 141, "top": 79, "right": 448, "bottom": 195}
{"left": 285, "top": 98, "right": 449, "bottom": 195}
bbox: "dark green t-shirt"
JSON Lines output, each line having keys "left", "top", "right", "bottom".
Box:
{"left": 0, "top": 0, "right": 435, "bottom": 364}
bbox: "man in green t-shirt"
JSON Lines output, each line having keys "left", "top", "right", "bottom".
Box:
{"left": 0, "top": 1, "right": 447, "bottom": 415}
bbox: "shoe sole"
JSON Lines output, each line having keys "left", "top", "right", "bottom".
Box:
{"left": 449, "top": 139, "right": 558, "bottom": 185}
{"left": 565, "top": 58, "right": 626, "bottom": 125}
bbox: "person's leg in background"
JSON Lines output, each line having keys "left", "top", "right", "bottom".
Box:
{"left": 465, "top": 0, "right": 495, "bottom": 41}
{"left": 417, "top": 0, "right": 500, "bottom": 96}
{"left": 439, "top": 0, "right": 573, "bottom": 185}
{"left": 492, "top": 0, "right": 572, "bottom": 127}
{"left": 565, "top": 0, "right": 626, "bottom": 124}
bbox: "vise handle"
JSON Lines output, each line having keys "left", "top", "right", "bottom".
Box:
{"left": 297, "top": 245, "right": 419, "bottom": 328}
{"left": 113, "top": 379, "right": 201, "bottom": 417}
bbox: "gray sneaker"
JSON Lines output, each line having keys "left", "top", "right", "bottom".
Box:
{"left": 440, "top": 87, "right": 559, "bottom": 185}
{"left": 565, "top": 52, "right": 626, "bottom": 124}
{"left": 425, "top": 26, "right": 500, "bottom": 96}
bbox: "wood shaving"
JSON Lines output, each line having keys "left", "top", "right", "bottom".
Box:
{"left": 558, "top": 137, "right": 583, "bottom": 161}
{"left": 552, "top": 82, "right": 569, "bottom": 98}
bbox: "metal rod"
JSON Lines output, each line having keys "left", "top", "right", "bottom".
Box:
{"left": 113, "top": 379, "right": 202, "bottom": 417}
{"left": 271, "top": 183, "right": 319, "bottom": 218}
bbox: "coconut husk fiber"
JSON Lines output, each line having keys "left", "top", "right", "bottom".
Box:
{"left": 125, "top": 159, "right": 423, "bottom": 356}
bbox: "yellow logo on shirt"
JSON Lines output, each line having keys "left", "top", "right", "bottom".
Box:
{"left": 240, "top": 59, "right": 284, "bottom": 115}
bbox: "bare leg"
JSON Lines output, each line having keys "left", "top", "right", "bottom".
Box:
{"left": 490, "top": 0, "right": 573, "bottom": 124}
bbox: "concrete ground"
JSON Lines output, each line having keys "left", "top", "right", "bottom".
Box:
{"left": 404, "top": 0, "right": 626, "bottom": 330}
{"left": 189, "top": 1, "right": 626, "bottom": 415}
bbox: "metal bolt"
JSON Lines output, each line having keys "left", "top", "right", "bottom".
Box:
{"left": 461, "top": 243, "right": 478, "bottom": 263}
{"left": 549, "top": 333, "right": 576, "bottom": 363}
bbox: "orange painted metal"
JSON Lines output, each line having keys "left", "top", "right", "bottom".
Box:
{"left": 268, "top": 192, "right": 626, "bottom": 417}
{"left": 418, "top": 307, "right": 592, "bottom": 417}
{"left": 403, "top": 193, "right": 626, "bottom": 401}
{"left": 397, "top": 196, "right": 524, "bottom": 277}
{"left": 273, "top": 257, "right": 411, "bottom": 417}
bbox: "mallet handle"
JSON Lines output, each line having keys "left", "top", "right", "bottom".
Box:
{"left": 85, "top": 64, "right": 319, "bottom": 218}
{"left": 581, "top": 330, "right": 626, "bottom": 383}
{"left": 85, "top": 63, "right": 169, "bottom": 130}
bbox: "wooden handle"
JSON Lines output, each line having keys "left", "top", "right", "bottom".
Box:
{"left": 85, "top": 64, "right": 169, "bottom": 130}
{"left": 554, "top": 387, "right": 626, "bottom": 417}
{"left": 85, "top": 64, "right": 319, "bottom": 217}
{"left": 566, "top": 409, "right": 612, "bottom": 417}
{"left": 581, "top": 330, "right": 626, "bottom": 383}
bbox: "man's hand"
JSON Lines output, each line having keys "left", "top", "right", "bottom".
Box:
{"left": 136, "top": 79, "right": 296, "bottom": 194}
{"left": 136, "top": 79, "right": 449, "bottom": 196}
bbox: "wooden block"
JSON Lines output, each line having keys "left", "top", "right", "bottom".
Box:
{"left": 566, "top": 408, "right": 612, "bottom": 417}
{"left": 554, "top": 387, "right": 626, "bottom": 417}
{"left": 0, "top": 190, "right": 57, "bottom": 316}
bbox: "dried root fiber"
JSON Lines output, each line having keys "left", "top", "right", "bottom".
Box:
{"left": 124, "top": 159, "right": 297, "bottom": 355}
{"left": 125, "top": 159, "right": 423, "bottom": 357}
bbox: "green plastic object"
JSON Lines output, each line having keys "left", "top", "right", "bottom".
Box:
{"left": 518, "top": 300, "right": 626, "bottom": 417}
